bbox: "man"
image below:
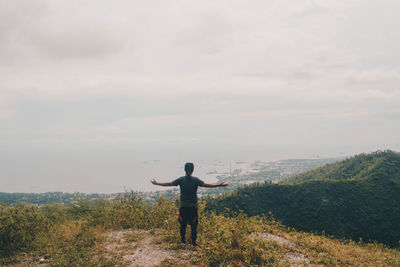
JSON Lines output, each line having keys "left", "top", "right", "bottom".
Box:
{"left": 150, "top": 162, "right": 228, "bottom": 248}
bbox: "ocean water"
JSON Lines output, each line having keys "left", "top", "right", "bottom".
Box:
{"left": 0, "top": 149, "right": 254, "bottom": 193}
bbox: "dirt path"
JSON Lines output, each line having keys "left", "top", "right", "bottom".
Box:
{"left": 103, "top": 229, "right": 194, "bottom": 267}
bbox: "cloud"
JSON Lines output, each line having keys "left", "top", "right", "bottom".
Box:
{"left": 0, "top": 1, "right": 47, "bottom": 63}
{"left": 1, "top": 0, "right": 400, "bottom": 151}
{"left": 0, "top": 1, "right": 126, "bottom": 62}
{"left": 0, "top": 107, "right": 11, "bottom": 120}
{"left": 28, "top": 23, "right": 125, "bottom": 60}
{"left": 346, "top": 69, "right": 400, "bottom": 84}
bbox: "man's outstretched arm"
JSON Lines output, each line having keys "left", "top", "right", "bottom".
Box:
{"left": 151, "top": 179, "right": 174, "bottom": 186}
{"left": 201, "top": 182, "right": 229, "bottom": 188}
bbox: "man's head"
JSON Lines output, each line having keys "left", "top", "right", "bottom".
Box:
{"left": 184, "top": 162, "right": 194, "bottom": 175}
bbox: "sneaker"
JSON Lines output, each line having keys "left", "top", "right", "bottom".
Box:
{"left": 180, "top": 242, "right": 186, "bottom": 249}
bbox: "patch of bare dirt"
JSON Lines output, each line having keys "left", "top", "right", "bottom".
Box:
{"left": 251, "top": 232, "right": 322, "bottom": 267}
{"left": 286, "top": 251, "right": 311, "bottom": 267}
{"left": 102, "top": 229, "right": 195, "bottom": 267}
{"left": 251, "top": 232, "right": 296, "bottom": 247}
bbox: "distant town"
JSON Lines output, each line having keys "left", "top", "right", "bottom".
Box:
{"left": 143, "top": 157, "right": 341, "bottom": 201}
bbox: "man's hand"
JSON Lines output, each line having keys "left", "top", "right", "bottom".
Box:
{"left": 219, "top": 182, "right": 229, "bottom": 187}
{"left": 150, "top": 179, "right": 158, "bottom": 185}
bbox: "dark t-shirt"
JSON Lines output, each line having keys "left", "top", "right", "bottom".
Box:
{"left": 172, "top": 175, "right": 204, "bottom": 207}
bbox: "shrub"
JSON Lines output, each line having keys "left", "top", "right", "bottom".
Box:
{"left": 198, "top": 211, "right": 284, "bottom": 266}
{"left": 0, "top": 203, "right": 51, "bottom": 257}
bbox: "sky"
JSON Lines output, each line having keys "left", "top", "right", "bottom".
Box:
{"left": 1, "top": 0, "right": 400, "bottom": 193}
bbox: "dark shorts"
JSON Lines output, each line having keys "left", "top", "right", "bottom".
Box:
{"left": 178, "top": 206, "right": 198, "bottom": 226}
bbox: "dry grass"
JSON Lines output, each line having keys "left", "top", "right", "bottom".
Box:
{"left": 2, "top": 198, "right": 399, "bottom": 266}
{"left": 268, "top": 225, "right": 400, "bottom": 266}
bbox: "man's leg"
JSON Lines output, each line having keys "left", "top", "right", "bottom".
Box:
{"left": 180, "top": 222, "right": 187, "bottom": 243}
{"left": 190, "top": 206, "right": 199, "bottom": 246}
{"left": 191, "top": 222, "right": 198, "bottom": 245}
{"left": 178, "top": 208, "right": 188, "bottom": 244}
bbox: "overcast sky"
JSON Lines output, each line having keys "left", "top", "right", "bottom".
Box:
{"left": 1, "top": 0, "right": 399, "bottom": 192}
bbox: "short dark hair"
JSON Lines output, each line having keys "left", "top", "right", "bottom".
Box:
{"left": 184, "top": 162, "right": 194, "bottom": 174}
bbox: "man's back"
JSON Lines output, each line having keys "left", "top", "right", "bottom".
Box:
{"left": 173, "top": 175, "right": 204, "bottom": 207}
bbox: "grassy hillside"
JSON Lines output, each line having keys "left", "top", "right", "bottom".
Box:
{"left": 282, "top": 150, "right": 400, "bottom": 184}
{"left": 1, "top": 195, "right": 399, "bottom": 266}
{"left": 205, "top": 151, "right": 400, "bottom": 247}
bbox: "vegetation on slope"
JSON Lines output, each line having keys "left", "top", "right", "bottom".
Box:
{"left": 0, "top": 193, "right": 285, "bottom": 266}
{"left": 205, "top": 150, "right": 400, "bottom": 247}
{"left": 282, "top": 150, "right": 400, "bottom": 184}
{"left": 1, "top": 194, "right": 399, "bottom": 266}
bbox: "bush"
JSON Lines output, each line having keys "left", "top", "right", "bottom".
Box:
{"left": 0, "top": 203, "right": 51, "bottom": 257}
{"left": 46, "top": 220, "right": 99, "bottom": 266}
{"left": 198, "top": 211, "right": 284, "bottom": 266}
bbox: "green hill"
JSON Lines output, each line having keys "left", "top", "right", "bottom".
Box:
{"left": 282, "top": 150, "right": 400, "bottom": 184}
{"left": 205, "top": 150, "right": 400, "bottom": 247}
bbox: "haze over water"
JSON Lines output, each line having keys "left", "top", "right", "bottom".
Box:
{"left": 2, "top": 143, "right": 395, "bottom": 193}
